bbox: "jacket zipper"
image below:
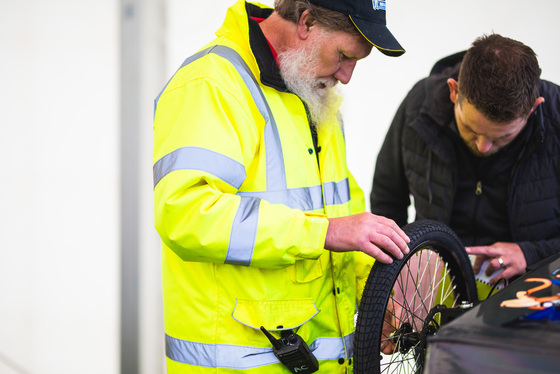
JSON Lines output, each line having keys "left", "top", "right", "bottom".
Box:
{"left": 470, "top": 181, "right": 483, "bottom": 236}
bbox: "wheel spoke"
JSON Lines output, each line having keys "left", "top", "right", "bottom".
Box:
{"left": 354, "top": 221, "right": 477, "bottom": 374}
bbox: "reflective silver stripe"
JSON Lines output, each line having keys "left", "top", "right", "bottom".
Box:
{"left": 237, "top": 179, "right": 350, "bottom": 211}
{"left": 209, "top": 46, "right": 287, "bottom": 191}
{"left": 323, "top": 179, "right": 351, "bottom": 206}
{"left": 237, "top": 185, "right": 324, "bottom": 211}
{"left": 152, "top": 151, "right": 349, "bottom": 210}
{"left": 166, "top": 333, "right": 352, "bottom": 369}
{"left": 344, "top": 332, "right": 353, "bottom": 359}
{"left": 154, "top": 45, "right": 285, "bottom": 192}
{"left": 153, "top": 146, "right": 246, "bottom": 188}
{"left": 310, "top": 333, "right": 353, "bottom": 361}
{"left": 154, "top": 45, "right": 285, "bottom": 190}
{"left": 226, "top": 197, "right": 260, "bottom": 266}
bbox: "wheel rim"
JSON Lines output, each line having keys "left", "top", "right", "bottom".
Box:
{"left": 379, "top": 248, "right": 467, "bottom": 373}
{"left": 354, "top": 221, "right": 478, "bottom": 374}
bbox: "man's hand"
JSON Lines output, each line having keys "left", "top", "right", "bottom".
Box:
{"left": 325, "top": 213, "right": 410, "bottom": 264}
{"left": 466, "top": 242, "right": 527, "bottom": 284}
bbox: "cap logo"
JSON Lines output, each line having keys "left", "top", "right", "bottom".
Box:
{"left": 372, "top": 0, "right": 386, "bottom": 11}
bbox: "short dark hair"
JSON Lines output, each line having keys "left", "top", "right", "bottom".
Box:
{"left": 458, "top": 34, "right": 541, "bottom": 122}
{"left": 274, "top": 0, "right": 360, "bottom": 37}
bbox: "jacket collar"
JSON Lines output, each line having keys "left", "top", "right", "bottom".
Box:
{"left": 522, "top": 97, "right": 545, "bottom": 158}
{"left": 246, "top": 3, "right": 289, "bottom": 92}
{"left": 409, "top": 60, "right": 460, "bottom": 164}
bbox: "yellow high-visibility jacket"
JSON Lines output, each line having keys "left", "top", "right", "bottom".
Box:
{"left": 153, "top": 1, "right": 373, "bottom": 372}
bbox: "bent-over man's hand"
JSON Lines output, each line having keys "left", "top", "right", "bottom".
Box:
{"left": 466, "top": 242, "right": 527, "bottom": 284}
{"left": 325, "top": 213, "right": 410, "bottom": 264}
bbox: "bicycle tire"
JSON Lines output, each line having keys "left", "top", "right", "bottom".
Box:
{"left": 354, "top": 220, "right": 478, "bottom": 374}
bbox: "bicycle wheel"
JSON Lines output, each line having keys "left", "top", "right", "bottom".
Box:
{"left": 354, "top": 220, "right": 478, "bottom": 374}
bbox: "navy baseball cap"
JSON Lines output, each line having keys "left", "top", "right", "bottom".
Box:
{"left": 309, "top": 0, "right": 405, "bottom": 57}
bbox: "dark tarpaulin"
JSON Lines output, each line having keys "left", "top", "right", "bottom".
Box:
{"left": 425, "top": 253, "right": 560, "bottom": 374}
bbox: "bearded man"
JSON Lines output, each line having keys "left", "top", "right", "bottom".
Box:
{"left": 153, "top": 1, "right": 407, "bottom": 373}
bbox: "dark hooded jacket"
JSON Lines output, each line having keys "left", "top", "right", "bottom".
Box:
{"left": 370, "top": 51, "right": 560, "bottom": 267}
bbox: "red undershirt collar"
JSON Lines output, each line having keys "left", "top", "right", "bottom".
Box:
{"left": 250, "top": 16, "right": 278, "bottom": 62}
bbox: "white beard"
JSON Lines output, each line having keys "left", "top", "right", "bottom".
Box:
{"left": 277, "top": 35, "right": 343, "bottom": 129}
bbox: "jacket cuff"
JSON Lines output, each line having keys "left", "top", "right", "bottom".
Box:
{"left": 518, "top": 241, "right": 539, "bottom": 267}
{"left": 299, "top": 213, "right": 329, "bottom": 259}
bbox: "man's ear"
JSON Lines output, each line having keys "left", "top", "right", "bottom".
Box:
{"left": 528, "top": 97, "right": 545, "bottom": 117}
{"left": 297, "top": 10, "right": 315, "bottom": 40}
{"left": 447, "top": 78, "right": 459, "bottom": 104}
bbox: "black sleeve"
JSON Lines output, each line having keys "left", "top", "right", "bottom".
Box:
{"left": 519, "top": 239, "right": 560, "bottom": 268}
{"left": 518, "top": 80, "right": 560, "bottom": 267}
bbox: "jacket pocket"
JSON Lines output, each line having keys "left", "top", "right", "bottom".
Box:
{"left": 232, "top": 298, "right": 319, "bottom": 331}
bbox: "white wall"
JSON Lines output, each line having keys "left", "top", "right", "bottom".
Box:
{"left": 0, "top": 1, "right": 120, "bottom": 373}
{"left": 0, "top": 0, "right": 558, "bottom": 373}
{"left": 0, "top": 0, "right": 166, "bottom": 371}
